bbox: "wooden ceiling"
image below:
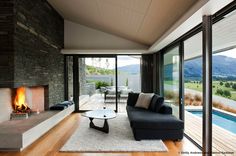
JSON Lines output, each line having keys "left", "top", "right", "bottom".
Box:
{"left": 48, "top": 0, "right": 198, "bottom": 46}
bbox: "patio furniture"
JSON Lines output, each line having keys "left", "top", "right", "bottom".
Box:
{"left": 104, "top": 86, "right": 132, "bottom": 102}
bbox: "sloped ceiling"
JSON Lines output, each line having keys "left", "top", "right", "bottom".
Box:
{"left": 48, "top": 0, "right": 198, "bottom": 46}
{"left": 64, "top": 20, "right": 148, "bottom": 49}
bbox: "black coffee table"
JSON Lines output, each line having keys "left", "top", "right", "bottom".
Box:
{"left": 82, "top": 108, "right": 116, "bottom": 133}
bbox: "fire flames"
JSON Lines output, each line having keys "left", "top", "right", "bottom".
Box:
{"left": 13, "top": 87, "right": 30, "bottom": 113}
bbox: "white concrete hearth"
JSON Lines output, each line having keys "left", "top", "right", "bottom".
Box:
{"left": 0, "top": 105, "right": 74, "bottom": 151}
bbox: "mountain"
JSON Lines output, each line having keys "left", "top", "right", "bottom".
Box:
{"left": 165, "top": 55, "right": 236, "bottom": 80}
{"left": 185, "top": 55, "right": 236, "bottom": 79}
{"left": 117, "top": 55, "right": 236, "bottom": 80}
{"left": 117, "top": 64, "right": 140, "bottom": 74}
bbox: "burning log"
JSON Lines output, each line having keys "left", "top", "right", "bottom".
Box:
{"left": 12, "top": 87, "right": 31, "bottom": 114}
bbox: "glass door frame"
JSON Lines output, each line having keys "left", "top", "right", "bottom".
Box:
{"left": 65, "top": 54, "right": 118, "bottom": 113}
{"left": 161, "top": 43, "right": 184, "bottom": 120}
{"left": 159, "top": 2, "right": 236, "bottom": 153}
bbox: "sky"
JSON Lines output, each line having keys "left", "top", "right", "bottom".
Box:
{"left": 215, "top": 48, "right": 236, "bottom": 58}
{"left": 85, "top": 56, "right": 141, "bottom": 69}
{"left": 84, "top": 47, "right": 236, "bottom": 69}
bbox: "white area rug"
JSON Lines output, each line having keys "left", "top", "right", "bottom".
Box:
{"left": 60, "top": 113, "right": 168, "bottom": 152}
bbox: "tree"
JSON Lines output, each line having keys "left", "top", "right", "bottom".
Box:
{"left": 225, "top": 82, "right": 230, "bottom": 88}
{"left": 220, "top": 81, "right": 223, "bottom": 86}
{"left": 110, "top": 78, "right": 113, "bottom": 86}
{"left": 216, "top": 89, "right": 223, "bottom": 96}
{"left": 223, "top": 90, "right": 231, "bottom": 97}
{"left": 232, "top": 83, "right": 236, "bottom": 90}
{"left": 125, "top": 78, "right": 129, "bottom": 87}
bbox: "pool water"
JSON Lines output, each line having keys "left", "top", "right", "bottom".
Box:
{"left": 188, "top": 110, "right": 236, "bottom": 134}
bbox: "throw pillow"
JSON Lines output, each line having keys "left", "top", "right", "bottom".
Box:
{"left": 135, "top": 93, "right": 154, "bottom": 109}
{"left": 149, "top": 95, "right": 158, "bottom": 111}
{"left": 149, "top": 94, "right": 164, "bottom": 112}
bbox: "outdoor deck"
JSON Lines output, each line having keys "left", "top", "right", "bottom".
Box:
{"left": 185, "top": 111, "right": 236, "bottom": 155}
{"left": 80, "top": 94, "right": 127, "bottom": 112}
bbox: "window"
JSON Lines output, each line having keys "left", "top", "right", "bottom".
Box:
{"left": 163, "top": 46, "right": 180, "bottom": 118}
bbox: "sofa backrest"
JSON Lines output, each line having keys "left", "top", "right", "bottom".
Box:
{"left": 148, "top": 94, "right": 164, "bottom": 112}
{"left": 127, "top": 93, "right": 164, "bottom": 111}
{"left": 127, "top": 93, "right": 139, "bottom": 106}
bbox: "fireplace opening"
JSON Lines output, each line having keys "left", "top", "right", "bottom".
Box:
{"left": 13, "top": 87, "right": 31, "bottom": 113}
{"left": 10, "top": 86, "right": 48, "bottom": 120}
{"left": 11, "top": 87, "right": 31, "bottom": 120}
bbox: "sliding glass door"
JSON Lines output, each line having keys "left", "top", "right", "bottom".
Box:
{"left": 212, "top": 10, "right": 236, "bottom": 153}
{"left": 77, "top": 57, "right": 117, "bottom": 111}
{"left": 163, "top": 46, "right": 181, "bottom": 119}
{"left": 160, "top": 2, "right": 236, "bottom": 153}
{"left": 184, "top": 32, "right": 203, "bottom": 147}
{"left": 117, "top": 55, "right": 141, "bottom": 112}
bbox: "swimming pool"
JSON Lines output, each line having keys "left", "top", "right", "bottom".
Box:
{"left": 188, "top": 110, "right": 236, "bottom": 134}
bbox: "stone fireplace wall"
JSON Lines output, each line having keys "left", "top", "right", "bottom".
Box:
{"left": 0, "top": 0, "right": 64, "bottom": 108}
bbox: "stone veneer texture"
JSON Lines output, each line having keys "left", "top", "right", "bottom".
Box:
{"left": 0, "top": 0, "right": 64, "bottom": 106}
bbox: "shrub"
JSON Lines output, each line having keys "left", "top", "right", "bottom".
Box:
{"left": 232, "top": 83, "right": 236, "bottom": 90}
{"left": 194, "top": 94, "right": 202, "bottom": 102}
{"left": 223, "top": 90, "right": 231, "bottom": 97}
{"left": 95, "top": 81, "right": 110, "bottom": 89}
{"left": 164, "top": 90, "right": 176, "bottom": 100}
{"left": 225, "top": 82, "right": 230, "bottom": 88}
{"left": 220, "top": 81, "right": 223, "bottom": 86}
{"left": 184, "top": 92, "right": 236, "bottom": 114}
{"left": 216, "top": 89, "right": 223, "bottom": 96}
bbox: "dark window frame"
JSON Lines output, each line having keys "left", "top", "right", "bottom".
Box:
{"left": 158, "top": 1, "right": 236, "bottom": 152}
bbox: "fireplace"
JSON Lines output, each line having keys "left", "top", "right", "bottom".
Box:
{"left": 0, "top": 85, "right": 49, "bottom": 122}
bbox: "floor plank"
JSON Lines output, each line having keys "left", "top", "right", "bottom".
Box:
{"left": 0, "top": 113, "right": 200, "bottom": 156}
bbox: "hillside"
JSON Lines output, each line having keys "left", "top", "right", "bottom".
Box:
{"left": 117, "top": 64, "right": 140, "bottom": 74}
{"left": 87, "top": 55, "right": 236, "bottom": 79}
{"left": 185, "top": 55, "right": 236, "bottom": 79}
{"left": 165, "top": 55, "right": 236, "bottom": 80}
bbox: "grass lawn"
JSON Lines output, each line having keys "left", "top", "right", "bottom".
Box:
{"left": 184, "top": 81, "right": 236, "bottom": 101}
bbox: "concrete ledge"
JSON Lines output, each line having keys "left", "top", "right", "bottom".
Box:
{"left": 0, "top": 104, "right": 75, "bottom": 151}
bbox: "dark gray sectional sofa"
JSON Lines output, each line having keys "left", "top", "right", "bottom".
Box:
{"left": 126, "top": 93, "right": 184, "bottom": 141}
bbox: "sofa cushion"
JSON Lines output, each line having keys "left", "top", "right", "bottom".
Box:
{"left": 159, "top": 104, "right": 172, "bottom": 114}
{"left": 50, "top": 104, "right": 67, "bottom": 110}
{"left": 149, "top": 94, "right": 164, "bottom": 112}
{"left": 60, "top": 101, "right": 74, "bottom": 106}
{"left": 127, "top": 93, "right": 139, "bottom": 106}
{"left": 135, "top": 93, "right": 154, "bottom": 109}
{"left": 127, "top": 106, "right": 183, "bottom": 130}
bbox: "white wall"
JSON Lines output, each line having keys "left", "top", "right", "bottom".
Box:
{"left": 64, "top": 20, "right": 148, "bottom": 50}
{"left": 0, "top": 88, "right": 12, "bottom": 123}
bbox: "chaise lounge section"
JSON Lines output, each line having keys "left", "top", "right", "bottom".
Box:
{"left": 126, "top": 93, "right": 184, "bottom": 141}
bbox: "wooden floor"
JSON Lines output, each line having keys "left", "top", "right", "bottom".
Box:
{"left": 185, "top": 111, "right": 236, "bottom": 154}
{"left": 0, "top": 113, "right": 200, "bottom": 156}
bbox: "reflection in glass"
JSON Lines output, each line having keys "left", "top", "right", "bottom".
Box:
{"left": 163, "top": 46, "right": 180, "bottom": 118}
{"left": 117, "top": 55, "right": 141, "bottom": 112}
{"left": 212, "top": 10, "right": 236, "bottom": 153}
{"left": 184, "top": 32, "right": 203, "bottom": 147}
